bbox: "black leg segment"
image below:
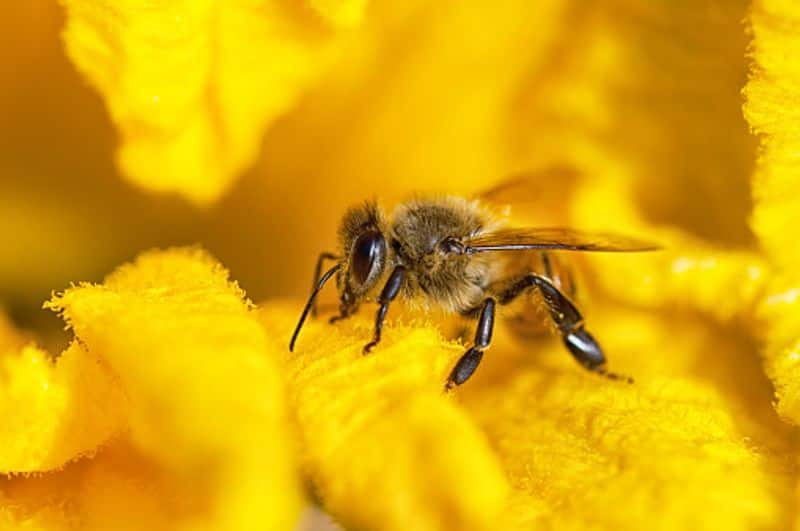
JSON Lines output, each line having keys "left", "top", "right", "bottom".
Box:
{"left": 363, "top": 266, "right": 406, "bottom": 354}
{"left": 496, "top": 274, "right": 631, "bottom": 383}
{"left": 329, "top": 303, "right": 357, "bottom": 324}
{"left": 447, "top": 348, "right": 484, "bottom": 388}
{"left": 446, "top": 298, "right": 496, "bottom": 389}
{"left": 563, "top": 328, "right": 605, "bottom": 370}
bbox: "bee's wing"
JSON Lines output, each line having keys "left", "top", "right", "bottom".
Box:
{"left": 475, "top": 166, "right": 580, "bottom": 206}
{"left": 464, "top": 227, "right": 660, "bottom": 253}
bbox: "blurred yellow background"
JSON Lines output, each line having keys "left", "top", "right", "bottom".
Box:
{"left": 2, "top": 1, "right": 754, "bottom": 338}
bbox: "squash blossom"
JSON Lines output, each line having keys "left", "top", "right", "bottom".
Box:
{"left": 1, "top": 1, "right": 800, "bottom": 530}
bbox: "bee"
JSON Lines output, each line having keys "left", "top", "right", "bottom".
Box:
{"left": 289, "top": 183, "right": 657, "bottom": 389}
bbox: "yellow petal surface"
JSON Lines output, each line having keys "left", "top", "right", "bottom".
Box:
{"left": 0, "top": 248, "right": 302, "bottom": 529}
{"left": 260, "top": 303, "right": 512, "bottom": 531}
{"left": 0, "top": 342, "right": 127, "bottom": 473}
{"left": 60, "top": 0, "right": 366, "bottom": 204}
{"left": 462, "top": 303, "right": 794, "bottom": 530}
{"left": 262, "top": 293, "right": 795, "bottom": 530}
{"left": 1, "top": 440, "right": 206, "bottom": 531}
{"left": 310, "top": 0, "right": 367, "bottom": 28}
{"left": 565, "top": 168, "right": 767, "bottom": 326}
{"left": 744, "top": 0, "right": 800, "bottom": 424}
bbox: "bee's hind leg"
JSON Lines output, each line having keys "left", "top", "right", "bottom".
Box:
{"left": 446, "top": 298, "right": 496, "bottom": 390}
{"left": 497, "top": 274, "right": 632, "bottom": 383}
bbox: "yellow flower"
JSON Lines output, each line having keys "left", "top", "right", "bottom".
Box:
{"left": 1, "top": 248, "right": 300, "bottom": 530}
{"left": 60, "top": 0, "right": 367, "bottom": 204}
{"left": 2, "top": 1, "right": 800, "bottom": 530}
{"left": 263, "top": 299, "right": 794, "bottom": 530}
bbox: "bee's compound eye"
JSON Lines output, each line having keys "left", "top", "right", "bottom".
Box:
{"left": 351, "top": 230, "right": 385, "bottom": 286}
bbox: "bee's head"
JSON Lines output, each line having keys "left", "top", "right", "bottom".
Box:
{"left": 337, "top": 201, "right": 389, "bottom": 306}
{"left": 289, "top": 201, "right": 389, "bottom": 352}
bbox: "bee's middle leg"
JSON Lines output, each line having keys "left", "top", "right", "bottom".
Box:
{"left": 329, "top": 304, "right": 357, "bottom": 324}
{"left": 362, "top": 266, "right": 406, "bottom": 354}
{"left": 446, "top": 298, "right": 496, "bottom": 390}
{"left": 497, "top": 274, "right": 631, "bottom": 383}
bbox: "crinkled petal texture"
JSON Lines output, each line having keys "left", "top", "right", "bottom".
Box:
{"left": 60, "top": 0, "right": 366, "bottom": 204}
{"left": 261, "top": 305, "right": 512, "bottom": 531}
{"left": 744, "top": 0, "right": 800, "bottom": 425}
{"left": 262, "top": 300, "right": 795, "bottom": 530}
{"left": 0, "top": 342, "right": 127, "bottom": 474}
{"left": 0, "top": 248, "right": 301, "bottom": 530}
{"left": 744, "top": 4, "right": 800, "bottom": 526}
{"left": 464, "top": 307, "right": 796, "bottom": 531}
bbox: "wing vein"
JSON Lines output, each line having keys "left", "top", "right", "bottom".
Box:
{"left": 464, "top": 227, "right": 659, "bottom": 253}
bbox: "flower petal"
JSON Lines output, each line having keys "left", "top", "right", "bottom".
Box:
{"left": 0, "top": 341, "right": 127, "bottom": 473}
{"left": 463, "top": 306, "right": 795, "bottom": 530}
{"left": 1, "top": 440, "right": 198, "bottom": 530}
{"left": 743, "top": 0, "right": 800, "bottom": 424}
{"left": 569, "top": 172, "right": 767, "bottom": 324}
{"left": 309, "top": 0, "right": 367, "bottom": 28}
{"left": 260, "top": 303, "right": 511, "bottom": 531}
{"left": 60, "top": 0, "right": 366, "bottom": 204}
{"left": 45, "top": 247, "right": 302, "bottom": 529}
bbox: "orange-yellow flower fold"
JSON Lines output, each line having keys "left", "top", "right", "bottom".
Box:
{"left": 60, "top": 0, "right": 367, "bottom": 204}
{"left": 569, "top": 172, "right": 767, "bottom": 324}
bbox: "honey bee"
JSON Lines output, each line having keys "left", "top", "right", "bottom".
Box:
{"left": 289, "top": 184, "right": 657, "bottom": 389}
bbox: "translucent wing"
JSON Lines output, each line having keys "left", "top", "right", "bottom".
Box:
{"left": 476, "top": 166, "right": 579, "bottom": 206}
{"left": 464, "top": 227, "right": 660, "bottom": 253}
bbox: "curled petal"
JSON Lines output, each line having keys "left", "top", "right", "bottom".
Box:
{"left": 0, "top": 342, "right": 126, "bottom": 474}
{"left": 60, "top": 0, "right": 366, "bottom": 204}
{"left": 42, "top": 248, "right": 301, "bottom": 530}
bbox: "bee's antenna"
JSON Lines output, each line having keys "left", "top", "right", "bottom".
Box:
{"left": 289, "top": 263, "right": 341, "bottom": 352}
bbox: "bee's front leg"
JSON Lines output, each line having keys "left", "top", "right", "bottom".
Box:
{"left": 446, "top": 298, "right": 496, "bottom": 390}
{"left": 329, "top": 303, "right": 358, "bottom": 324}
{"left": 363, "top": 266, "right": 406, "bottom": 354}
